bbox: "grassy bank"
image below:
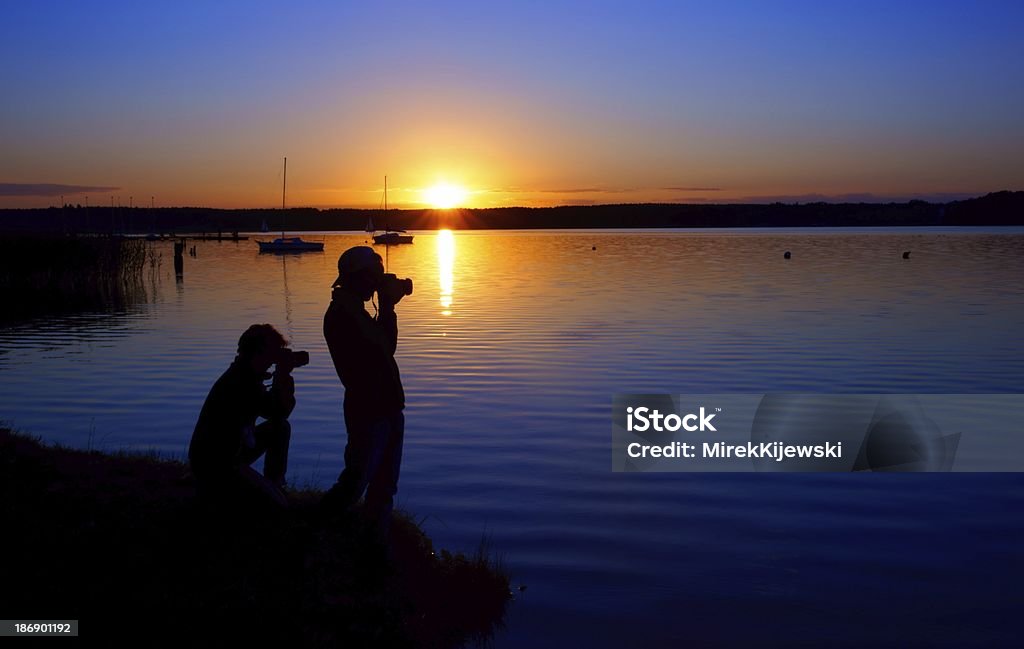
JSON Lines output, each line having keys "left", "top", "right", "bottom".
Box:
{"left": 0, "top": 235, "right": 155, "bottom": 324}
{"left": 0, "top": 428, "right": 511, "bottom": 647}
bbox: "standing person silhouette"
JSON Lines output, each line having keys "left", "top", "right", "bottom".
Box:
{"left": 322, "top": 246, "right": 408, "bottom": 539}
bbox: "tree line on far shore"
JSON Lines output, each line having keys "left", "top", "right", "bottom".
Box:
{"left": 1, "top": 191, "right": 1021, "bottom": 235}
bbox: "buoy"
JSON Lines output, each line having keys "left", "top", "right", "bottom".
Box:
{"left": 902, "top": 251, "right": 911, "bottom": 259}
{"left": 783, "top": 251, "right": 791, "bottom": 259}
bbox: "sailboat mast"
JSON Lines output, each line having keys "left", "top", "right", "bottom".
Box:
{"left": 281, "top": 157, "right": 287, "bottom": 237}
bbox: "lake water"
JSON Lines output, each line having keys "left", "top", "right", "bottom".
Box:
{"left": 3, "top": 228, "right": 1024, "bottom": 646}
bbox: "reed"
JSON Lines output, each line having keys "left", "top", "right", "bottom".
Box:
{"left": 0, "top": 235, "right": 155, "bottom": 323}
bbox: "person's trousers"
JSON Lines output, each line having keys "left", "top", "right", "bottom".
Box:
{"left": 239, "top": 418, "right": 292, "bottom": 488}
{"left": 196, "top": 418, "right": 291, "bottom": 508}
{"left": 332, "top": 411, "right": 405, "bottom": 533}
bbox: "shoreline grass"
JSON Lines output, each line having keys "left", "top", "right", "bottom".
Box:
{"left": 0, "top": 427, "right": 511, "bottom": 647}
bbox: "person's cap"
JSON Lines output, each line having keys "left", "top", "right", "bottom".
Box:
{"left": 333, "top": 246, "right": 382, "bottom": 286}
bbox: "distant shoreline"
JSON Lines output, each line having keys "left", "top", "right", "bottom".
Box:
{"left": 1, "top": 191, "right": 1021, "bottom": 234}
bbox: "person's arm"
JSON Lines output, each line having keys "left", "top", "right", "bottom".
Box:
{"left": 325, "top": 303, "right": 371, "bottom": 383}
{"left": 376, "top": 299, "right": 398, "bottom": 357}
{"left": 261, "top": 370, "right": 296, "bottom": 420}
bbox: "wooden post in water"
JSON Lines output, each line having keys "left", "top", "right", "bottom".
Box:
{"left": 174, "top": 239, "right": 185, "bottom": 278}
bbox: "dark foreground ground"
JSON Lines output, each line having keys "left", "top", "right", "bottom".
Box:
{"left": 0, "top": 428, "right": 510, "bottom": 647}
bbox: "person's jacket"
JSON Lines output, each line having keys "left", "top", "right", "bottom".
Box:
{"left": 323, "top": 287, "right": 405, "bottom": 426}
{"left": 188, "top": 359, "right": 295, "bottom": 473}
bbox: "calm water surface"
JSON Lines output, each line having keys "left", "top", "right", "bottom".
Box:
{"left": 3, "top": 229, "right": 1024, "bottom": 646}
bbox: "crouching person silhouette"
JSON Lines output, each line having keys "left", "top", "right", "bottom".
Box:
{"left": 322, "top": 246, "right": 411, "bottom": 540}
{"left": 189, "top": 324, "right": 301, "bottom": 509}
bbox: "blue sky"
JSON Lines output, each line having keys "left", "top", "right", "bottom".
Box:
{"left": 2, "top": 1, "right": 1022, "bottom": 207}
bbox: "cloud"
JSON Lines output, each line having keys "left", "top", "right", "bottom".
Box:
{"left": 737, "top": 192, "right": 983, "bottom": 204}
{"left": 0, "top": 183, "right": 120, "bottom": 197}
{"left": 498, "top": 186, "right": 721, "bottom": 196}
{"left": 506, "top": 187, "right": 634, "bottom": 194}
{"left": 560, "top": 187, "right": 635, "bottom": 194}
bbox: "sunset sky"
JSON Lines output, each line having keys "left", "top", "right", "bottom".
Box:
{"left": 2, "top": 1, "right": 1022, "bottom": 209}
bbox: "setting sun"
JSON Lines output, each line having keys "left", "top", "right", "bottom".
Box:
{"left": 422, "top": 183, "right": 468, "bottom": 209}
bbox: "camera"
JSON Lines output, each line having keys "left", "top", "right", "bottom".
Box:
{"left": 378, "top": 273, "right": 413, "bottom": 304}
{"left": 274, "top": 348, "right": 309, "bottom": 372}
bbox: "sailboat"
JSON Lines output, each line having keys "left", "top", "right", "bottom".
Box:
{"left": 257, "top": 157, "right": 325, "bottom": 253}
{"left": 371, "top": 176, "right": 414, "bottom": 245}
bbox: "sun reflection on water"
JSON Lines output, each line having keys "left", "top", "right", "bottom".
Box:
{"left": 437, "top": 229, "right": 455, "bottom": 315}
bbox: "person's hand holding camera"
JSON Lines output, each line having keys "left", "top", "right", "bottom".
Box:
{"left": 377, "top": 273, "right": 413, "bottom": 308}
{"left": 273, "top": 348, "right": 309, "bottom": 376}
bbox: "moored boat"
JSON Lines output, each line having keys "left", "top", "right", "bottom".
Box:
{"left": 257, "top": 236, "right": 324, "bottom": 252}
{"left": 369, "top": 176, "right": 413, "bottom": 245}
{"left": 372, "top": 230, "right": 414, "bottom": 245}
{"left": 256, "top": 157, "right": 324, "bottom": 253}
